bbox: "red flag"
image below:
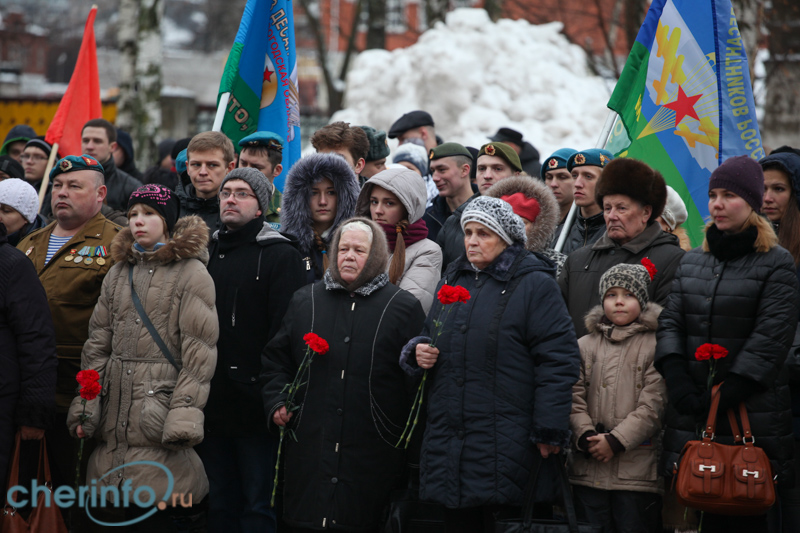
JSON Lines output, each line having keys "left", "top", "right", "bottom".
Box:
{"left": 45, "top": 6, "right": 101, "bottom": 156}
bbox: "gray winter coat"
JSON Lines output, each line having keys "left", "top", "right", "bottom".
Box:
{"left": 356, "top": 168, "right": 442, "bottom": 312}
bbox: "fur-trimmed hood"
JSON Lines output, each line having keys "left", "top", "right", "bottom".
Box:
{"left": 355, "top": 167, "right": 428, "bottom": 223}
{"left": 280, "top": 153, "right": 360, "bottom": 253}
{"left": 484, "top": 175, "right": 560, "bottom": 252}
{"left": 584, "top": 301, "right": 662, "bottom": 339}
{"left": 111, "top": 215, "right": 210, "bottom": 266}
{"left": 327, "top": 217, "right": 390, "bottom": 293}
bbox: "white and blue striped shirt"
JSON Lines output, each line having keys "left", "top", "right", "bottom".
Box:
{"left": 46, "top": 235, "right": 73, "bottom": 264}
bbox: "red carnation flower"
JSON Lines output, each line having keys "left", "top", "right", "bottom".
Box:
{"left": 303, "top": 332, "right": 329, "bottom": 355}
{"left": 76, "top": 369, "right": 100, "bottom": 387}
{"left": 711, "top": 344, "right": 728, "bottom": 360}
{"left": 79, "top": 380, "right": 102, "bottom": 401}
{"left": 641, "top": 258, "right": 657, "bottom": 281}
{"left": 695, "top": 344, "right": 713, "bottom": 361}
{"left": 437, "top": 285, "right": 471, "bottom": 305}
{"left": 454, "top": 286, "right": 471, "bottom": 304}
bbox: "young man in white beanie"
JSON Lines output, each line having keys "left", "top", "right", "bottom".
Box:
{"left": 0, "top": 178, "right": 46, "bottom": 245}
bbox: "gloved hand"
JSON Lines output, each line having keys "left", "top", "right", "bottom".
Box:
{"left": 718, "top": 373, "right": 762, "bottom": 411}
{"left": 660, "top": 356, "right": 709, "bottom": 417}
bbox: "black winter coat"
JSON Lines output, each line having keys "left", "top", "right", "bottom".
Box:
{"left": 0, "top": 231, "right": 57, "bottom": 493}
{"left": 422, "top": 195, "right": 452, "bottom": 243}
{"left": 100, "top": 156, "right": 143, "bottom": 212}
{"left": 656, "top": 227, "right": 799, "bottom": 482}
{"left": 205, "top": 218, "right": 305, "bottom": 437}
{"left": 261, "top": 275, "right": 426, "bottom": 530}
{"left": 550, "top": 211, "right": 606, "bottom": 254}
{"left": 400, "top": 243, "right": 580, "bottom": 508}
{"left": 176, "top": 173, "right": 221, "bottom": 234}
{"left": 436, "top": 193, "right": 479, "bottom": 272}
{"left": 559, "top": 222, "right": 684, "bottom": 337}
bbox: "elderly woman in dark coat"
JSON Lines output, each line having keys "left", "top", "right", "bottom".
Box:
{"left": 262, "top": 217, "right": 426, "bottom": 531}
{"left": 657, "top": 156, "right": 800, "bottom": 532}
{"left": 400, "top": 196, "right": 580, "bottom": 531}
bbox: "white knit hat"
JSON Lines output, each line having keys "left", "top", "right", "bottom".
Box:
{"left": 0, "top": 178, "right": 39, "bottom": 223}
{"left": 661, "top": 186, "right": 688, "bottom": 231}
{"left": 461, "top": 196, "right": 527, "bottom": 245}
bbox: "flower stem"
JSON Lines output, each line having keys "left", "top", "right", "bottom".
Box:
{"left": 396, "top": 370, "right": 426, "bottom": 447}
{"left": 404, "top": 372, "right": 427, "bottom": 449}
{"left": 271, "top": 427, "right": 285, "bottom": 508}
{"left": 75, "top": 401, "right": 87, "bottom": 489}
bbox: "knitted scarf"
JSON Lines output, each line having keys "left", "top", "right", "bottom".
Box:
{"left": 379, "top": 219, "right": 429, "bottom": 252}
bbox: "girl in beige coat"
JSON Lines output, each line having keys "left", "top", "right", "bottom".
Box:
{"left": 569, "top": 263, "right": 666, "bottom": 533}
{"left": 67, "top": 185, "right": 218, "bottom": 525}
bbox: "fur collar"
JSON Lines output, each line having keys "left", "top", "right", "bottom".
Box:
{"left": 111, "top": 215, "right": 210, "bottom": 266}
{"left": 280, "top": 153, "right": 360, "bottom": 253}
{"left": 584, "top": 302, "right": 663, "bottom": 340}
{"left": 324, "top": 270, "right": 389, "bottom": 296}
{"left": 484, "top": 176, "right": 560, "bottom": 252}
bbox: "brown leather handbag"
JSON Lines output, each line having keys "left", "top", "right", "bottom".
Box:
{"left": 1, "top": 432, "right": 68, "bottom": 533}
{"left": 673, "top": 384, "right": 776, "bottom": 516}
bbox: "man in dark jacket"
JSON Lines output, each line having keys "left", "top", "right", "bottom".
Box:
{"left": 489, "top": 127, "right": 541, "bottom": 178}
{"left": 81, "top": 119, "right": 142, "bottom": 211}
{"left": 424, "top": 142, "right": 475, "bottom": 242}
{"left": 112, "top": 129, "right": 143, "bottom": 180}
{"left": 177, "top": 131, "right": 236, "bottom": 234}
{"left": 204, "top": 167, "right": 304, "bottom": 533}
{"left": 551, "top": 149, "right": 611, "bottom": 254}
{"left": 238, "top": 131, "right": 285, "bottom": 228}
{"left": 0, "top": 222, "right": 57, "bottom": 495}
{"left": 0, "top": 124, "right": 36, "bottom": 162}
{"left": 559, "top": 158, "right": 684, "bottom": 336}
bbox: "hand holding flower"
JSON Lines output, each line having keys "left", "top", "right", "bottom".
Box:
{"left": 272, "top": 406, "right": 293, "bottom": 427}
{"left": 416, "top": 344, "right": 440, "bottom": 370}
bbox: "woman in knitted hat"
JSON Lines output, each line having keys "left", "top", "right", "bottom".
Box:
{"left": 281, "top": 153, "right": 360, "bottom": 284}
{"left": 356, "top": 167, "right": 442, "bottom": 312}
{"left": 484, "top": 175, "right": 566, "bottom": 276}
{"left": 657, "top": 155, "right": 799, "bottom": 530}
{"left": 262, "top": 217, "right": 425, "bottom": 531}
{"left": 400, "top": 196, "right": 580, "bottom": 529}
{"left": 67, "top": 184, "right": 218, "bottom": 527}
{"left": 0, "top": 178, "right": 47, "bottom": 246}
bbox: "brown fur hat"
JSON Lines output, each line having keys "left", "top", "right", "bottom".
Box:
{"left": 595, "top": 158, "right": 667, "bottom": 223}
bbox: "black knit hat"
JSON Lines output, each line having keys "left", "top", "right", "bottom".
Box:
{"left": 708, "top": 155, "right": 764, "bottom": 212}
{"left": 127, "top": 184, "right": 180, "bottom": 233}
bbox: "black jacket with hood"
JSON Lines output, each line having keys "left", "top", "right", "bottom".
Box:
{"left": 205, "top": 217, "right": 305, "bottom": 437}
{"left": 100, "top": 156, "right": 143, "bottom": 212}
{"left": 176, "top": 170, "right": 221, "bottom": 234}
{"left": 280, "top": 153, "right": 360, "bottom": 285}
{"left": 550, "top": 210, "right": 606, "bottom": 254}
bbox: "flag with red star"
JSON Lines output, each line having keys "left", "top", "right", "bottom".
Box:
{"left": 606, "top": 0, "right": 762, "bottom": 246}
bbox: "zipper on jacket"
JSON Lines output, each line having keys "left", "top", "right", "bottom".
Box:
{"left": 232, "top": 288, "right": 238, "bottom": 327}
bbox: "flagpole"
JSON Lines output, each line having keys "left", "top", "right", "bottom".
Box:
{"left": 213, "top": 93, "right": 230, "bottom": 132}
{"left": 553, "top": 110, "right": 617, "bottom": 254}
{"left": 37, "top": 143, "right": 60, "bottom": 210}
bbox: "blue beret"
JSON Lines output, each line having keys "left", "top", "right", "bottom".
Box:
{"left": 238, "top": 131, "right": 284, "bottom": 151}
{"left": 176, "top": 149, "right": 188, "bottom": 175}
{"left": 541, "top": 148, "right": 577, "bottom": 176}
{"left": 50, "top": 155, "right": 104, "bottom": 180}
{"left": 567, "top": 148, "right": 614, "bottom": 171}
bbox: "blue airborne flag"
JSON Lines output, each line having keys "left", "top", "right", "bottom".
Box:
{"left": 217, "top": 0, "right": 301, "bottom": 191}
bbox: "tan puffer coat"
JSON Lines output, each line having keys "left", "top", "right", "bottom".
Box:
{"left": 66, "top": 215, "right": 218, "bottom": 503}
{"left": 569, "top": 303, "right": 666, "bottom": 494}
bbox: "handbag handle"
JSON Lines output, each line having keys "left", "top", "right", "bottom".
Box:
{"left": 521, "top": 453, "right": 580, "bottom": 533}
{"left": 4, "top": 432, "right": 53, "bottom": 510}
{"left": 704, "top": 382, "right": 757, "bottom": 444}
{"left": 703, "top": 384, "right": 723, "bottom": 440}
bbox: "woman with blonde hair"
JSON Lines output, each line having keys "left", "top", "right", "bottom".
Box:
{"left": 657, "top": 156, "right": 799, "bottom": 532}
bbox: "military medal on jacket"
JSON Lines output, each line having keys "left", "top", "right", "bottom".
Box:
{"left": 65, "top": 248, "right": 77, "bottom": 262}
{"left": 96, "top": 246, "right": 108, "bottom": 266}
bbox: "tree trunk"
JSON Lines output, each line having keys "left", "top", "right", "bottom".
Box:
{"left": 484, "top": 0, "right": 502, "bottom": 22}
{"left": 117, "top": 0, "right": 163, "bottom": 170}
{"left": 365, "top": 0, "right": 386, "bottom": 50}
{"left": 762, "top": 0, "right": 800, "bottom": 150}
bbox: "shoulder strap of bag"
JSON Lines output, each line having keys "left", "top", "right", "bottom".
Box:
{"left": 704, "top": 384, "right": 723, "bottom": 440}
{"left": 129, "top": 266, "right": 181, "bottom": 371}
{"left": 521, "top": 454, "right": 580, "bottom": 533}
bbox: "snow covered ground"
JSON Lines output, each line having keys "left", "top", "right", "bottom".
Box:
{"left": 332, "top": 8, "right": 614, "bottom": 159}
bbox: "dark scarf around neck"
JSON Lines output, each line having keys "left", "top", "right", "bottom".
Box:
{"left": 706, "top": 223, "right": 758, "bottom": 262}
{"left": 379, "top": 219, "right": 428, "bottom": 252}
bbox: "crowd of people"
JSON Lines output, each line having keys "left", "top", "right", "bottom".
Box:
{"left": 1, "top": 112, "right": 800, "bottom": 533}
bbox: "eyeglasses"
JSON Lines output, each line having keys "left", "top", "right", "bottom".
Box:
{"left": 21, "top": 154, "right": 47, "bottom": 162}
{"left": 219, "top": 190, "right": 256, "bottom": 201}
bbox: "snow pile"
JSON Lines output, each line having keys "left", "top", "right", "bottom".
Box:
{"left": 332, "top": 8, "right": 613, "bottom": 158}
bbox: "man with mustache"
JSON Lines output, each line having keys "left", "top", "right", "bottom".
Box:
{"left": 203, "top": 167, "right": 304, "bottom": 532}
{"left": 16, "top": 155, "right": 120, "bottom": 527}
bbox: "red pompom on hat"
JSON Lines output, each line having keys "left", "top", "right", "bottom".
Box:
{"left": 501, "top": 192, "right": 541, "bottom": 223}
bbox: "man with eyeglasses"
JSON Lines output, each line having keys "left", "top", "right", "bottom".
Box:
{"left": 203, "top": 167, "right": 304, "bottom": 533}
{"left": 237, "top": 131, "right": 284, "bottom": 228}
{"left": 21, "top": 138, "right": 54, "bottom": 192}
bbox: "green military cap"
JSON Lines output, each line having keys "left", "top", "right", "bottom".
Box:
{"left": 50, "top": 154, "right": 105, "bottom": 180}
{"left": 357, "top": 126, "right": 390, "bottom": 162}
{"left": 429, "top": 142, "right": 473, "bottom": 161}
{"left": 478, "top": 142, "right": 522, "bottom": 172}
